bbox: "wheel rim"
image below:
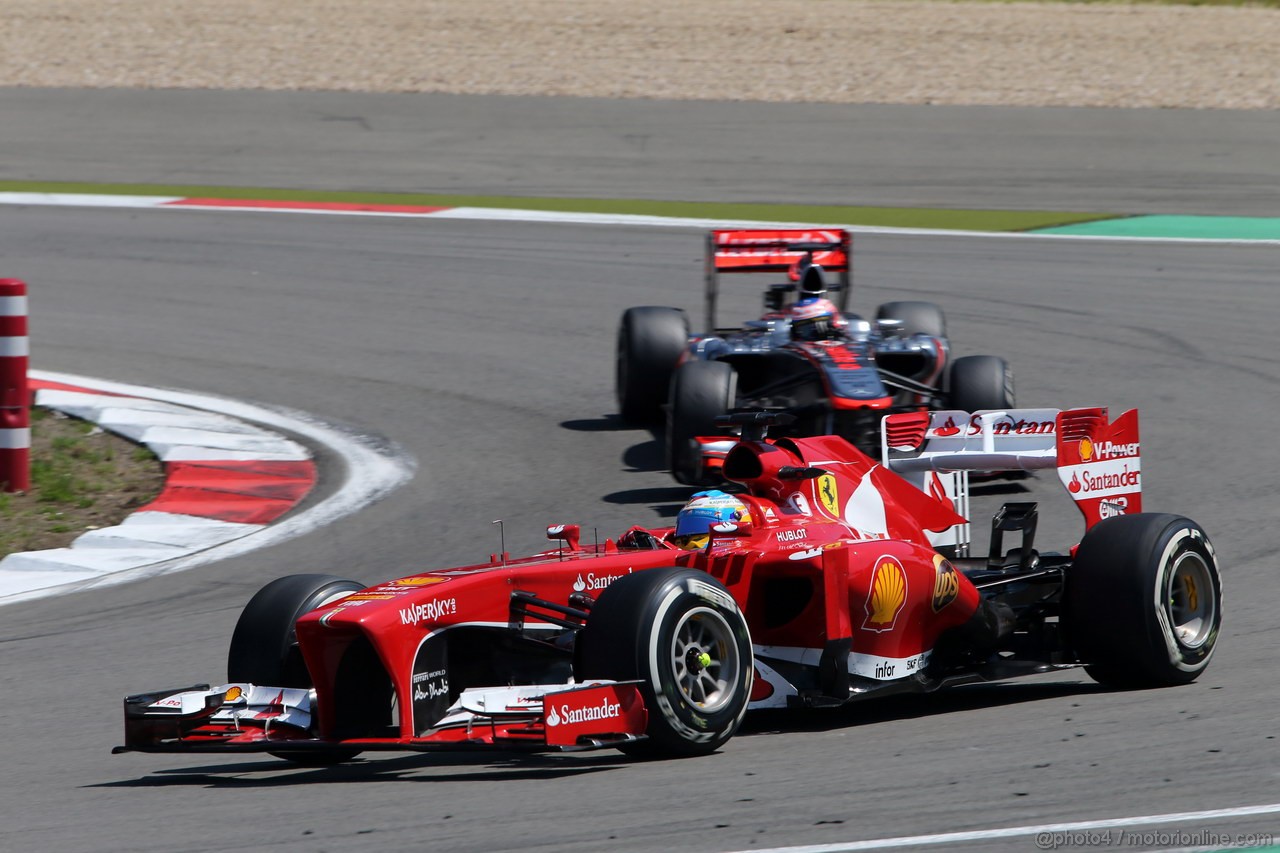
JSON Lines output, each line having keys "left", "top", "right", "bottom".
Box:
{"left": 669, "top": 607, "right": 740, "bottom": 713}
{"left": 1166, "top": 551, "right": 1216, "bottom": 650}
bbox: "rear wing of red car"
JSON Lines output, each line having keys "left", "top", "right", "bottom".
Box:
{"left": 704, "top": 228, "right": 852, "bottom": 334}
{"left": 881, "top": 407, "right": 1142, "bottom": 550}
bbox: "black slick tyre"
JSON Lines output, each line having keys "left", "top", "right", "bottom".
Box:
{"left": 666, "top": 359, "right": 736, "bottom": 486}
{"left": 616, "top": 306, "right": 689, "bottom": 424}
{"left": 576, "top": 568, "right": 753, "bottom": 758}
{"left": 228, "top": 573, "right": 366, "bottom": 765}
{"left": 876, "top": 301, "right": 947, "bottom": 338}
{"left": 1066, "top": 514, "right": 1221, "bottom": 688}
{"left": 948, "top": 354, "right": 1015, "bottom": 412}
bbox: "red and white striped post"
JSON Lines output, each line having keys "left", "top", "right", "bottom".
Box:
{"left": 0, "top": 278, "right": 30, "bottom": 492}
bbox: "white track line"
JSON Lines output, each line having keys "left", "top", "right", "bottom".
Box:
{"left": 2, "top": 192, "right": 1277, "bottom": 246}
{"left": 726, "top": 802, "right": 1280, "bottom": 852}
{"left": 0, "top": 370, "right": 415, "bottom": 605}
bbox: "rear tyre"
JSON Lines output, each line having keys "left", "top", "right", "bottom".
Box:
{"left": 228, "top": 573, "right": 366, "bottom": 765}
{"left": 948, "top": 354, "right": 1015, "bottom": 412}
{"left": 616, "top": 306, "right": 689, "bottom": 424}
{"left": 666, "top": 360, "right": 736, "bottom": 486}
{"left": 876, "top": 301, "right": 947, "bottom": 338}
{"left": 1066, "top": 514, "right": 1221, "bottom": 688}
{"left": 576, "top": 568, "right": 753, "bottom": 758}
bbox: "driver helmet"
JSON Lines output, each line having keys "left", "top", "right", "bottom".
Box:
{"left": 789, "top": 297, "right": 847, "bottom": 342}
{"left": 671, "top": 490, "right": 753, "bottom": 551}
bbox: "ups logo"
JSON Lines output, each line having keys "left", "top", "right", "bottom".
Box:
{"left": 932, "top": 555, "right": 960, "bottom": 612}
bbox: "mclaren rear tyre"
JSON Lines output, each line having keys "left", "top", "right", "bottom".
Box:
{"left": 616, "top": 306, "right": 689, "bottom": 424}
{"left": 876, "top": 300, "right": 947, "bottom": 339}
{"left": 947, "top": 354, "right": 1015, "bottom": 412}
{"left": 228, "top": 573, "right": 366, "bottom": 765}
{"left": 666, "top": 359, "right": 736, "bottom": 487}
{"left": 1066, "top": 514, "right": 1221, "bottom": 688}
{"left": 576, "top": 568, "right": 753, "bottom": 758}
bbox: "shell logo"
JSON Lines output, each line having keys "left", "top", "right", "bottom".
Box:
{"left": 1080, "top": 437, "right": 1095, "bottom": 462}
{"left": 395, "top": 576, "right": 448, "bottom": 586}
{"left": 223, "top": 686, "right": 243, "bottom": 703}
{"left": 863, "top": 556, "right": 908, "bottom": 632}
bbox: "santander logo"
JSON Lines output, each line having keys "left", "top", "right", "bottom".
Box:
{"left": 573, "top": 569, "right": 632, "bottom": 593}
{"left": 930, "top": 414, "right": 1055, "bottom": 438}
{"left": 545, "top": 698, "right": 621, "bottom": 727}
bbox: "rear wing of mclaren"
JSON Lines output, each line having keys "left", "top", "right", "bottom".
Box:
{"left": 704, "top": 228, "right": 852, "bottom": 334}
{"left": 881, "top": 407, "right": 1142, "bottom": 552}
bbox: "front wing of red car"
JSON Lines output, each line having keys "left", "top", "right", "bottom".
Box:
{"left": 114, "top": 680, "right": 648, "bottom": 755}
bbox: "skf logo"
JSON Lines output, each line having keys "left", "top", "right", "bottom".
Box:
{"left": 817, "top": 473, "right": 840, "bottom": 518}
{"left": 863, "top": 557, "right": 908, "bottom": 632}
{"left": 932, "top": 554, "right": 959, "bottom": 612}
{"left": 1080, "top": 437, "right": 1095, "bottom": 461}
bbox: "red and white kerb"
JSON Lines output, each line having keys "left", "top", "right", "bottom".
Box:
{"left": 0, "top": 279, "right": 29, "bottom": 492}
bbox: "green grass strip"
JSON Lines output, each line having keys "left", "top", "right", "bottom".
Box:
{"left": 1035, "top": 214, "right": 1280, "bottom": 240}
{"left": 0, "top": 180, "right": 1115, "bottom": 233}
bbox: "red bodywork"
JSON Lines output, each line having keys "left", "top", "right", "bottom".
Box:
{"left": 292, "top": 431, "right": 975, "bottom": 742}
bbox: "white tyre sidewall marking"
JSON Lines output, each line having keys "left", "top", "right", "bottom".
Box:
{"left": 644, "top": 577, "right": 749, "bottom": 745}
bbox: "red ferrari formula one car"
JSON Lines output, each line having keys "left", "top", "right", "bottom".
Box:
{"left": 116, "top": 407, "right": 1221, "bottom": 764}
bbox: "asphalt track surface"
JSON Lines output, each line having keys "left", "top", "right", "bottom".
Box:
{"left": 2, "top": 91, "right": 1279, "bottom": 852}
{"left": 3, "top": 88, "right": 1280, "bottom": 216}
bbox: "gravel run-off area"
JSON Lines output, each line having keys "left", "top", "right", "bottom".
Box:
{"left": 1, "top": 0, "right": 1277, "bottom": 109}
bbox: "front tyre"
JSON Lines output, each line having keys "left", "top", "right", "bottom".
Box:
{"left": 576, "top": 568, "right": 753, "bottom": 758}
{"left": 228, "top": 573, "right": 366, "bottom": 765}
{"left": 1066, "top": 514, "right": 1221, "bottom": 688}
{"left": 666, "top": 359, "right": 736, "bottom": 486}
{"left": 947, "top": 354, "right": 1015, "bottom": 412}
{"left": 876, "top": 300, "right": 947, "bottom": 338}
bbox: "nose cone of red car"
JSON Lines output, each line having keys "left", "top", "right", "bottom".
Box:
{"left": 302, "top": 576, "right": 464, "bottom": 632}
